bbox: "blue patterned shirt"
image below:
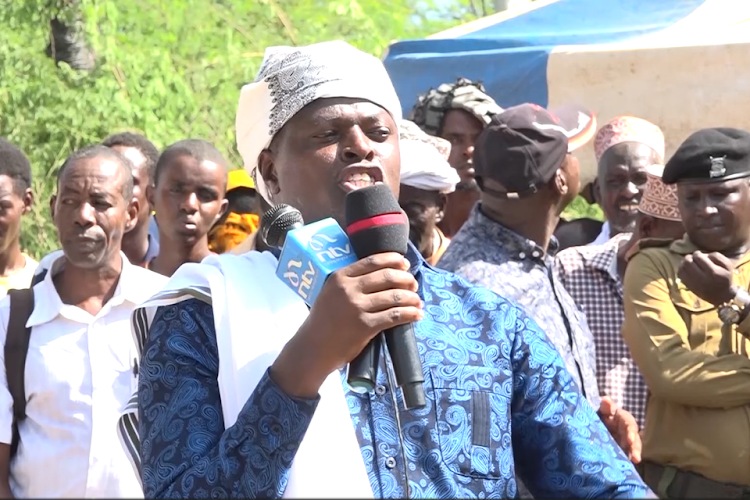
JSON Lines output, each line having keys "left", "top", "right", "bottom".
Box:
{"left": 138, "top": 245, "right": 651, "bottom": 499}
{"left": 438, "top": 205, "right": 601, "bottom": 410}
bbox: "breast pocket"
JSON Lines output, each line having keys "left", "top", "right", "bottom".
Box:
{"left": 670, "top": 283, "right": 721, "bottom": 352}
{"left": 430, "top": 365, "right": 512, "bottom": 479}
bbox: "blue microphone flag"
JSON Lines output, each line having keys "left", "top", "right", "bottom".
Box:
{"left": 275, "top": 218, "right": 358, "bottom": 306}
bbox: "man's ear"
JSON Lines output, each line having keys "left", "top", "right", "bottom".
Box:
{"left": 216, "top": 197, "right": 229, "bottom": 223}
{"left": 436, "top": 193, "right": 448, "bottom": 223}
{"left": 146, "top": 184, "right": 155, "bottom": 210}
{"left": 124, "top": 197, "right": 139, "bottom": 234}
{"left": 592, "top": 177, "right": 602, "bottom": 206}
{"left": 21, "top": 188, "right": 33, "bottom": 215}
{"left": 49, "top": 194, "right": 57, "bottom": 220}
{"left": 553, "top": 168, "right": 568, "bottom": 197}
{"left": 257, "top": 150, "right": 280, "bottom": 199}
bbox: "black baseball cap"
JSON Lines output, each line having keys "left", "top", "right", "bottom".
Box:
{"left": 474, "top": 103, "right": 596, "bottom": 198}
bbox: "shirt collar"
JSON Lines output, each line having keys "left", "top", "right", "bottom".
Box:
{"left": 406, "top": 241, "right": 427, "bottom": 274}
{"left": 468, "top": 204, "right": 558, "bottom": 261}
{"left": 28, "top": 251, "right": 148, "bottom": 327}
{"left": 590, "top": 221, "right": 611, "bottom": 246}
{"left": 583, "top": 232, "right": 631, "bottom": 282}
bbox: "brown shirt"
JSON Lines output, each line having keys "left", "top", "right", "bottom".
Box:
{"left": 622, "top": 235, "right": 750, "bottom": 486}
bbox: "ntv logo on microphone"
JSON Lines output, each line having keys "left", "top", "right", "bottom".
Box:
{"left": 308, "top": 230, "right": 352, "bottom": 263}
{"left": 277, "top": 218, "right": 358, "bottom": 305}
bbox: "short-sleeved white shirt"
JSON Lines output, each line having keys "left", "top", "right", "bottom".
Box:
{"left": 0, "top": 252, "right": 167, "bottom": 498}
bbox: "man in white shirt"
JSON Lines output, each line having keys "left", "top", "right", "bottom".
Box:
{"left": 0, "top": 145, "right": 167, "bottom": 498}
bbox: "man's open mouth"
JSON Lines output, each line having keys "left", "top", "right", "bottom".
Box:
{"left": 341, "top": 172, "right": 382, "bottom": 191}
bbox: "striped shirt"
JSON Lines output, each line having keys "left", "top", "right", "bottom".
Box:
{"left": 117, "top": 306, "right": 153, "bottom": 482}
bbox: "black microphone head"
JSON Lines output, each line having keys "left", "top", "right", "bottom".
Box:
{"left": 345, "top": 185, "right": 409, "bottom": 258}
{"left": 345, "top": 184, "right": 402, "bottom": 226}
{"left": 261, "top": 204, "right": 304, "bottom": 249}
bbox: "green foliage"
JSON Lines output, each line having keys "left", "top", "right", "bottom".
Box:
{"left": 1, "top": 0, "right": 567, "bottom": 260}
{"left": 1, "top": 0, "right": 472, "bottom": 259}
{"left": 563, "top": 196, "right": 604, "bottom": 221}
{"left": 432, "top": 0, "right": 497, "bottom": 21}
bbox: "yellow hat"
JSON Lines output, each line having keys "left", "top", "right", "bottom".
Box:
{"left": 227, "top": 169, "right": 256, "bottom": 192}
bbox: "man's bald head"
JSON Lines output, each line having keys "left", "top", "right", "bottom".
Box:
{"left": 57, "top": 144, "right": 135, "bottom": 200}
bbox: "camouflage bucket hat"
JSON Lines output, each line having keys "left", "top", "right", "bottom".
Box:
{"left": 408, "top": 78, "right": 503, "bottom": 136}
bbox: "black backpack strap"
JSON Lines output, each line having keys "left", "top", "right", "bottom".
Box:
{"left": 5, "top": 287, "right": 36, "bottom": 458}
{"left": 30, "top": 270, "right": 46, "bottom": 288}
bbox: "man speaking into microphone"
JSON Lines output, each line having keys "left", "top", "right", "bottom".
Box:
{"left": 127, "top": 41, "right": 652, "bottom": 499}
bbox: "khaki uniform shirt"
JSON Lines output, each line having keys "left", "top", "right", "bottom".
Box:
{"left": 622, "top": 235, "right": 750, "bottom": 487}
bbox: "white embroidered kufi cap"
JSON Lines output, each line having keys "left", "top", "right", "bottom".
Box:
{"left": 638, "top": 163, "right": 681, "bottom": 222}
{"left": 399, "top": 121, "right": 459, "bottom": 194}
{"left": 235, "top": 41, "right": 403, "bottom": 203}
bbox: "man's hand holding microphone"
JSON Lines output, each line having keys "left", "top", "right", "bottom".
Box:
{"left": 273, "top": 253, "right": 423, "bottom": 399}
{"left": 263, "top": 185, "right": 426, "bottom": 404}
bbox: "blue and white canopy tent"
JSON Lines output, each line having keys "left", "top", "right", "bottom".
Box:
{"left": 384, "top": 0, "right": 750, "bottom": 184}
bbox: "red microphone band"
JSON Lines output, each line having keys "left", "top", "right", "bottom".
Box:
{"left": 346, "top": 212, "right": 407, "bottom": 235}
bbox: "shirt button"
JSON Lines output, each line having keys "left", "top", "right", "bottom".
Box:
{"left": 519, "top": 252, "right": 526, "bottom": 259}
{"left": 271, "top": 423, "right": 282, "bottom": 434}
{"left": 375, "top": 385, "right": 388, "bottom": 396}
{"left": 385, "top": 456, "right": 397, "bottom": 469}
{"left": 532, "top": 251, "right": 540, "bottom": 258}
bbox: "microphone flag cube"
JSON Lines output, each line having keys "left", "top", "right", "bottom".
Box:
{"left": 276, "top": 218, "right": 358, "bottom": 306}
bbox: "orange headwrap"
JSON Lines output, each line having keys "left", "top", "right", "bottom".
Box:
{"left": 208, "top": 212, "right": 260, "bottom": 254}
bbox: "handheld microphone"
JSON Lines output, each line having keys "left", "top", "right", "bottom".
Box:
{"left": 345, "top": 184, "right": 426, "bottom": 410}
{"left": 262, "top": 204, "right": 304, "bottom": 249}
{"left": 265, "top": 205, "right": 381, "bottom": 395}
{"left": 264, "top": 204, "right": 358, "bottom": 307}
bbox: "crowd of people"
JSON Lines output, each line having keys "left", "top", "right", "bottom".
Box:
{"left": 0, "top": 38, "right": 746, "bottom": 499}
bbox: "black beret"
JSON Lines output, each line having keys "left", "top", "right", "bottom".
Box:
{"left": 663, "top": 127, "right": 750, "bottom": 184}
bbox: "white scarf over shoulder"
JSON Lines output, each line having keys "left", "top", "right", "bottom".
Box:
{"left": 121, "top": 251, "right": 372, "bottom": 498}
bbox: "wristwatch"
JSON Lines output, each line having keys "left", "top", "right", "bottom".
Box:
{"left": 718, "top": 287, "right": 750, "bottom": 325}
